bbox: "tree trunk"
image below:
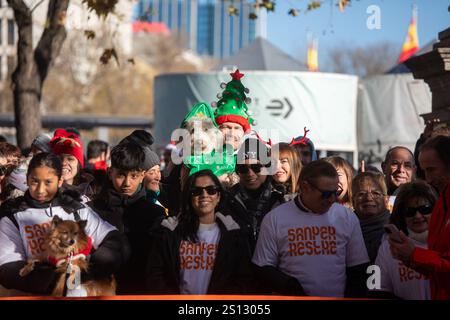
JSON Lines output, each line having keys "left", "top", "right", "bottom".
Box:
{"left": 9, "top": 1, "right": 40, "bottom": 149}
{"left": 13, "top": 74, "right": 42, "bottom": 151}
{"left": 8, "top": 0, "right": 69, "bottom": 150}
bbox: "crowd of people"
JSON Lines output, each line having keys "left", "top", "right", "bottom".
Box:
{"left": 0, "top": 70, "right": 448, "bottom": 299}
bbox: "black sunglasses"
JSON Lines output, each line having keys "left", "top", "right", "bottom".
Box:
{"left": 403, "top": 204, "right": 433, "bottom": 218}
{"left": 236, "top": 164, "right": 264, "bottom": 175}
{"left": 190, "top": 185, "right": 220, "bottom": 197}
{"left": 309, "top": 182, "right": 339, "bottom": 199}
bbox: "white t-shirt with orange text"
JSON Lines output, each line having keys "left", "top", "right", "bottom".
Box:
{"left": 252, "top": 201, "right": 369, "bottom": 297}
{"left": 0, "top": 206, "right": 116, "bottom": 265}
{"left": 179, "top": 222, "right": 220, "bottom": 294}
{"left": 374, "top": 236, "right": 430, "bottom": 300}
{"left": 0, "top": 205, "right": 116, "bottom": 297}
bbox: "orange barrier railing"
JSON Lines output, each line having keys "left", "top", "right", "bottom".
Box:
{"left": 0, "top": 294, "right": 356, "bottom": 300}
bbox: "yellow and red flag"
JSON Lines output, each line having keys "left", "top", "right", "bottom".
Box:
{"left": 307, "top": 37, "right": 319, "bottom": 72}
{"left": 398, "top": 6, "right": 419, "bottom": 63}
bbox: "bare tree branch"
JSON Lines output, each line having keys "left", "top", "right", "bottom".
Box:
{"left": 327, "top": 41, "right": 397, "bottom": 77}
{"left": 35, "top": 0, "right": 70, "bottom": 84}
{"left": 30, "top": 0, "right": 45, "bottom": 13}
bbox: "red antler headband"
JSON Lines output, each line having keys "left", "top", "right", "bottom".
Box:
{"left": 52, "top": 136, "right": 81, "bottom": 148}
{"left": 289, "top": 127, "right": 310, "bottom": 146}
{"left": 49, "top": 129, "right": 84, "bottom": 167}
{"left": 254, "top": 131, "right": 272, "bottom": 147}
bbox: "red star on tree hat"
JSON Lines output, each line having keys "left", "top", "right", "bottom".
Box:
{"left": 230, "top": 69, "right": 244, "bottom": 81}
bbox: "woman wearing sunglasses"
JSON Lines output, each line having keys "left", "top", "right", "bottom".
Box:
{"left": 371, "top": 181, "right": 437, "bottom": 299}
{"left": 145, "top": 169, "right": 253, "bottom": 294}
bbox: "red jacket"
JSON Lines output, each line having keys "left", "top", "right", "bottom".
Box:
{"left": 411, "top": 183, "right": 450, "bottom": 300}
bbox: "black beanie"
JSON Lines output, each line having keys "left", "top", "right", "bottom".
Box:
{"left": 119, "top": 130, "right": 159, "bottom": 170}
{"left": 120, "top": 130, "right": 154, "bottom": 149}
{"left": 236, "top": 138, "right": 270, "bottom": 165}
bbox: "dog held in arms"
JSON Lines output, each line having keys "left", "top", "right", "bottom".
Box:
{"left": 19, "top": 215, "right": 116, "bottom": 296}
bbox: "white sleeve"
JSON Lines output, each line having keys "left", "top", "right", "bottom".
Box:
{"left": 0, "top": 217, "right": 26, "bottom": 266}
{"left": 79, "top": 207, "right": 117, "bottom": 249}
{"left": 345, "top": 213, "right": 370, "bottom": 267}
{"left": 252, "top": 212, "right": 279, "bottom": 267}
{"left": 374, "top": 238, "right": 393, "bottom": 293}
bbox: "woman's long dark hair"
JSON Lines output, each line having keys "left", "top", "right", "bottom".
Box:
{"left": 178, "top": 169, "right": 224, "bottom": 243}
{"left": 390, "top": 181, "right": 438, "bottom": 235}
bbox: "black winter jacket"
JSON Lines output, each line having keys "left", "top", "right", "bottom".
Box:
{"left": 88, "top": 183, "right": 166, "bottom": 294}
{"left": 145, "top": 212, "right": 254, "bottom": 295}
{"left": 227, "top": 178, "right": 284, "bottom": 252}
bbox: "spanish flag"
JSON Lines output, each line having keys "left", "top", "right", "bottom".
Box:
{"left": 307, "top": 37, "right": 319, "bottom": 72}
{"left": 398, "top": 6, "right": 419, "bottom": 63}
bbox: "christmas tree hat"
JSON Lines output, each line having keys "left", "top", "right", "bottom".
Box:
{"left": 213, "top": 69, "right": 255, "bottom": 133}
{"left": 181, "top": 102, "right": 217, "bottom": 128}
{"left": 180, "top": 102, "right": 236, "bottom": 177}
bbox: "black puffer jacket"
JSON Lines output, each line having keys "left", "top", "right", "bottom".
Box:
{"left": 88, "top": 183, "right": 166, "bottom": 294}
{"left": 227, "top": 178, "right": 284, "bottom": 252}
{"left": 145, "top": 212, "right": 254, "bottom": 294}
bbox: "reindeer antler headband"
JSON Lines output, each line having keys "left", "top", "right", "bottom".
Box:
{"left": 289, "top": 127, "right": 310, "bottom": 147}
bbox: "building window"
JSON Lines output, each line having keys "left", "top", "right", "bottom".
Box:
{"left": 8, "top": 19, "right": 15, "bottom": 45}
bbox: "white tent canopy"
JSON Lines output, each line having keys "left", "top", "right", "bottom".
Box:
{"left": 357, "top": 73, "right": 432, "bottom": 164}
{"left": 154, "top": 71, "right": 359, "bottom": 164}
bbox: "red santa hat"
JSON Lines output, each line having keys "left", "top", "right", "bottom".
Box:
{"left": 50, "top": 129, "right": 84, "bottom": 167}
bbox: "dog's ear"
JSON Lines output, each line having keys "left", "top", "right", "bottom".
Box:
{"left": 51, "top": 215, "right": 63, "bottom": 228}
{"left": 77, "top": 220, "right": 87, "bottom": 231}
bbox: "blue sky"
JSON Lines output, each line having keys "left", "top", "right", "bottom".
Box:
{"left": 267, "top": 0, "right": 449, "bottom": 70}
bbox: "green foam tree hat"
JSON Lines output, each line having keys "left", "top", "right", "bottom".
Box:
{"left": 181, "top": 102, "right": 217, "bottom": 128}
{"left": 213, "top": 69, "right": 255, "bottom": 132}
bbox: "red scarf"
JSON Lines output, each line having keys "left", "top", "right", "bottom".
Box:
{"left": 48, "top": 237, "right": 93, "bottom": 267}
